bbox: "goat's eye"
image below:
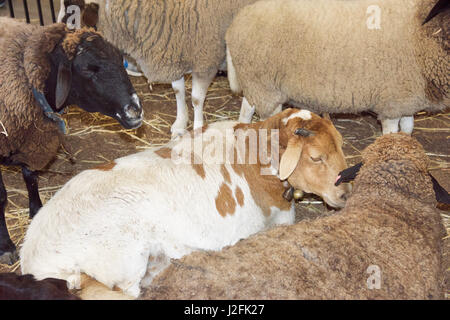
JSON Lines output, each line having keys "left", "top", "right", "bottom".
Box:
{"left": 310, "top": 156, "right": 323, "bottom": 163}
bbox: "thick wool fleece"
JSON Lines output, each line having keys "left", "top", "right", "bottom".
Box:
{"left": 97, "top": 0, "right": 260, "bottom": 83}
{"left": 0, "top": 18, "right": 98, "bottom": 171}
{"left": 141, "top": 134, "right": 445, "bottom": 300}
{"left": 226, "top": 0, "right": 449, "bottom": 119}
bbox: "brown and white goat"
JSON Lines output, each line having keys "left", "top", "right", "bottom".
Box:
{"left": 20, "top": 108, "right": 350, "bottom": 298}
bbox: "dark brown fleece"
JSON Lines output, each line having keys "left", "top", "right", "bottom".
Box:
{"left": 141, "top": 134, "right": 445, "bottom": 300}
{"left": 0, "top": 273, "right": 79, "bottom": 300}
{"left": 0, "top": 18, "right": 98, "bottom": 171}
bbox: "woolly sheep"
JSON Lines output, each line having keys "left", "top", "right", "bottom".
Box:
{"left": 96, "top": 0, "right": 272, "bottom": 137}
{"left": 226, "top": 0, "right": 449, "bottom": 134}
{"left": 0, "top": 18, "right": 143, "bottom": 265}
{"left": 20, "top": 108, "right": 351, "bottom": 298}
{"left": 139, "top": 133, "right": 445, "bottom": 300}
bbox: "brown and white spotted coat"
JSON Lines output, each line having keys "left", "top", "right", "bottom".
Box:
{"left": 20, "top": 109, "right": 350, "bottom": 298}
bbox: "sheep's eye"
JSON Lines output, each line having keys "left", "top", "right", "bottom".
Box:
{"left": 311, "top": 156, "right": 323, "bottom": 163}
{"left": 87, "top": 65, "right": 100, "bottom": 73}
{"left": 82, "top": 65, "right": 100, "bottom": 78}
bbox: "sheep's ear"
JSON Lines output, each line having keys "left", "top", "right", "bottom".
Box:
{"left": 82, "top": 3, "right": 100, "bottom": 29}
{"left": 55, "top": 61, "right": 72, "bottom": 110}
{"left": 423, "top": 0, "right": 450, "bottom": 25}
{"left": 322, "top": 113, "right": 331, "bottom": 120}
{"left": 279, "top": 139, "right": 303, "bottom": 181}
{"left": 429, "top": 174, "right": 450, "bottom": 204}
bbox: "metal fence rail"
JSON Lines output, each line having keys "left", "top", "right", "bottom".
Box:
{"left": 7, "top": 0, "right": 57, "bottom": 25}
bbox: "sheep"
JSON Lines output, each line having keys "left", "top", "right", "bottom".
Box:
{"left": 226, "top": 0, "right": 449, "bottom": 134}
{"left": 0, "top": 18, "right": 143, "bottom": 265}
{"left": 0, "top": 273, "right": 79, "bottom": 300}
{"left": 138, "top": 133, "right": 445, "bottom": 300}
{"left": 95, "top": 0, "right": 274, "bottom": 137}
{"left": 19, "top": 108, "right": 351, "bottom": 298}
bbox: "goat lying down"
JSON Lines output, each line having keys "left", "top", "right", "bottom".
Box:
{"left": 20, "top": 108, "right": 350, "bottom": 298}
{"left": 139, "top": 134, "right": 445, "bottom": 300}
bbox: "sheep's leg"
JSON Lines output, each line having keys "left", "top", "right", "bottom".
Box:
{"left": 171, "top": 77, "right": 189, "bottom": 138}
{"left": 21, "top": 167, "right": 42, "bottom": 219}
{"left": 381, "top": 118, "right": 400, "bottom": 134}
{"left": 399, "top": 116, "right": 414, "bottom": 134}
{"left": 260, "top": 104, "right": 282, "bottom": 121}
{"left": 244, "top": 88, "right": 285, "bottom": 121}
{"left": 192, "top": 70, "right": 217, "bottom": 130}
{"left": 57, "top": 0, "right": 65, "bottom": 22}
{"left": 238, "top": 97, "right": 256, "bottom": 123}
{"left": 0, "top": 170, "right": 17, "bottom": 265}
{"left": 270, "top": 104, "right": 283, "bottom": 117}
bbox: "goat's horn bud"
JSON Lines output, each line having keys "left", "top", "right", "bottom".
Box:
{"left": 295, "top": 128, "right": 314, "bottom": 137}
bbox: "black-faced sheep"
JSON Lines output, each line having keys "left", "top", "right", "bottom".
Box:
{"left": 226, "top": 0, "right": 449, "bottom": 134}
{"left": 19, "top": 108, "right": 351, "bottom": 298}
{"left": 0, "top": 18, "right": 143, "bottom": 264}
{"left": 139, "top": 134, "right": 446, "bottom": 300}
{"left": 96, "top": 0, "right": 275, "bottom": 137}
{"left": 0, "top": 273, "right": 79, "bottom": 300}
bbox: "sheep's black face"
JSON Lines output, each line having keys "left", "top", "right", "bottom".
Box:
{"left": 68, "top": 36, "right": 143, "bottom": 129}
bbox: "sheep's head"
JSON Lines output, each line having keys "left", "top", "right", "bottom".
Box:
{"left": 360, "top": 134, "right": 433, "bottom": 202}
{"left": 341, "top": 133, "right": 449, "bottom": 206}
{"left": 361, "top": 133, "right": 429, "bottom": 172}
{"left": 336, "top": 134, "right": 449, "bottom": 205}
{"left": 278, "top": 109, "right": 351, "bottom": 208}
{"left": 49, "top": 29, "right": 143, "bottom": 129}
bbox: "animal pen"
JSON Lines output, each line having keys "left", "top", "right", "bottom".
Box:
{"left": 5, "top": 0, "right": 57, "bottom": 25}
{"left": 0, "top": 0, "right": 448, "bottom": 299}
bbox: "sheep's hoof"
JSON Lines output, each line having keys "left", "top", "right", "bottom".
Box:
{"left": 0, "top": 250, "right": 19, "bottom": 265}
{"left": 29, "top": 201, "right": 43, "bottom": 219}
{"left": 0, "top": 238, "right": 18, "bottom": 265}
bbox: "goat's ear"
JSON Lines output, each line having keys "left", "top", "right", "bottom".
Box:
{"left": 55, "top": 60, "right": 72, "bottom": 110}
{"left": 279, "top": 139, "right": 303, "bottom": 180}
